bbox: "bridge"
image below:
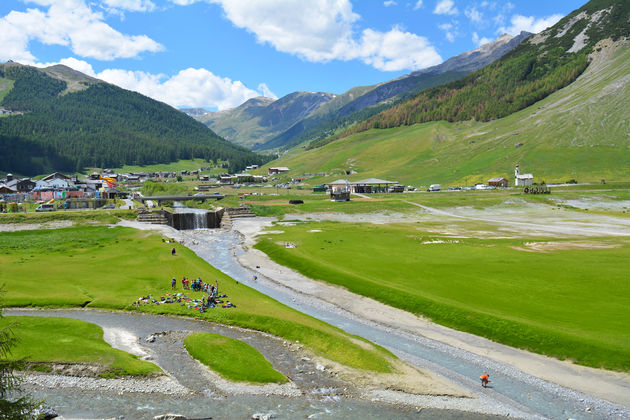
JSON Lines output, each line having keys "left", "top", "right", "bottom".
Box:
{"left": 137, "top": 194, "right": 225, "bottom": 205}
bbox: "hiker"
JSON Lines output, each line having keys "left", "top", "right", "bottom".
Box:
{"left": 253, "top": 275, "right": 257, "bottom": 281}
{"left": 172, "top": 247, "right": 176, "bottom": 256}
{"left": 171, "top": 277, "right": 176, "bottom": 290}
{"left": 480, "top": 374, "right": 490, "bottom": 387}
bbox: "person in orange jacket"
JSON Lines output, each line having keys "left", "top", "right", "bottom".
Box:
{"left": 480, "top": 374, "right": 490, "bottom": 387}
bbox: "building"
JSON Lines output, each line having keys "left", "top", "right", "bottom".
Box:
{"left": 268, "top": 167, "right": 290, "bottom": 175}
{"left": 327, "top": 179, "right": 350, "bottom": 202}
{"left": 488, "top": 177, "right": 509, "bottom": 188}
{"left": 514, "top": 165, "right": 533, "bottom": 186}
{"left": 350, "top": 178, "right": 398, "bottom": 194}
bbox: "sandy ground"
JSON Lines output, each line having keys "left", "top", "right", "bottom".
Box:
{"left": 233, "top": 215, "right": 630, "bottom": 408}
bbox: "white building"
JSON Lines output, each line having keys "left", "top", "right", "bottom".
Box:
{"left": 514, "top": 164, "right": 533, "bottom": 186}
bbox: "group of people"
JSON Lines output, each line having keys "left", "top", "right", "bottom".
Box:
{"left": 171, "top": 276, "right": 218, "bottom": 295}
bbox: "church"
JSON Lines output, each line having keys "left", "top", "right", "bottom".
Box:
{"left": 515, "top": 164, "right": 533, "bottom": 186}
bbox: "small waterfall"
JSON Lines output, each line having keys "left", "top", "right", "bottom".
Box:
{"left": 173, "top": 203, "right": 209, "bottom": 230}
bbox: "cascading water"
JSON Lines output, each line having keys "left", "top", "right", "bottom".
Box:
{"left": 172, "top": 202, "right": 209, "bottom": 230}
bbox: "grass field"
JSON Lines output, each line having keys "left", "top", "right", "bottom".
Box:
{"left": 0, "top": 225, "right": 394, "bottom": 373}
{"left": 184, "top": 332, "right": 288, "bottom": 384}
{"left": 254, "top": 220, "right": 630, "bottom": 371}
{"left": 0, "top": 316, "right": 160, "bottom": 377}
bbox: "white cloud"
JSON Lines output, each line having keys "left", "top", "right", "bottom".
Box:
{"left": 0, "top": 0, "right": 162, "bottom": 63}
{"left": 472, "top": 32, "right": 492, "bottom": 47}
{"left": 204, "top": 0, "right": 441, "bottom": 72}
{"left": 438, "top": 22, "right": 456, "bottom": 42}
{"left": 433, "top": 0, "right": 458, "bottom": 16}
{"left": 101, "top": 0, "right": 156, "bottom": 12}
{"left": 384, "top": 1, "right": 397, "bottom": 7}
{"left": 35, "top": 57, "right": 276, "bottom": 110}
{"left": 465, "top": 6, "right": 482, "bottom": 23}
{"left": 413, "top": 1, "right": 423, "bottom": 10}
{"left": 357, "top": 27, "right": 441, "bottom": 71}
{"left": 499, "top": 14, "right": 563, "bottom": 36}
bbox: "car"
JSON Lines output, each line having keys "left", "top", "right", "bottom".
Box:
{"left": 35, "top": 203, "right": 56, "bottom": 212}
{"left": 102, "top": 204, "right": 116, "bottom": 209}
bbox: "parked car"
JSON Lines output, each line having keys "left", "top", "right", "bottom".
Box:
{"left": 427, "top": 184, "right": 441, "bottom": 192}
{"left": 102, "top": 204, "right": 116, "bottom": 209}
{"left": 35, "top": 203, "right": 56, "bottom": 212}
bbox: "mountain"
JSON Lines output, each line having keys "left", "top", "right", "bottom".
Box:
{"left": 0, "top": 63, "right": 268, "bottom": 176}
{"left": 265, "top": 35, "right": 630, "bottom": 185}
{"left": 260, "top": 31, "right": 531, "bottom": 151}
{"left": 343, "top": 0, "right": 629, "bottom": 138}
{"left": 189, "top": 92, "right": 335, "bottom": 149}
{"left": 190, "top": 32, "right": 530, "bottom": 153}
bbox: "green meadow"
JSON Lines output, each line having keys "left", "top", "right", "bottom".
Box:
{"left": 0, "top": 316, "right": 160, "bottom": 377}
{"left": 254, "top": 221, "right": 630, "bottom": 371}
{"left": 184, "top": 332, "right": 288, "bottom": 384}
{"left": 0, "top": 225, "right": 394, "bottom": 374}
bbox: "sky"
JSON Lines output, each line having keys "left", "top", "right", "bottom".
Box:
{"left": 0, "top": 0, "right": 587, "bottom": 111}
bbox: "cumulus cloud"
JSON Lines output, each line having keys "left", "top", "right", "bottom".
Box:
{"left": 205, "top": 0, "right": 441, "bottom": 72}
{"left": 413, "top": 1, "right": 423, "bottom": 10}
{"left": 0, "top": 0, "right": 162, "bottom": 63}
{"left": 433, "top": 0, "right": 458, "bottom": 16}
{"left": 35, "top": 57, "right": 275, "bottom": 110}
{"left": 499, "top": 14, "right": 563, "bottom": 35}
{"left": 384, "top": 1, "right": 397, "bottom": 7}
{"left": 472, "top": 32, "right": 492, "bottom": 47}
{"left": 357, "top": 27, "right": 441, "bottom": 71}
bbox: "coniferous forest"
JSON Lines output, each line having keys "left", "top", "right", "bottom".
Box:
{"left": 0, "top": 64, "right": 271, "bottom": 176}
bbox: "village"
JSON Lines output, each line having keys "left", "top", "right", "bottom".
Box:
{"left": 0, "top": 163, "right": 542, "bottom": 212}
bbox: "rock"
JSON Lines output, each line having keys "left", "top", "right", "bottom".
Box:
{"left": 38, "top": 406, "right": 59, "bottom": 419}
{"left": 252, "top": 413, "right": 275, "bottom": 420}
{"left": 316, "top": 364, "right": 325, "bottom": 371}
{"left": 153, "top": 414, "right": 187, "bottom": 420}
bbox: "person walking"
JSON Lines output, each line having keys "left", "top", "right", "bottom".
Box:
{"left": 171, "top": 277, "right": 176, "bottom": 290}
{"left": 172, "top": 247, "right": 176, "bottom": 256}
{"left": 480, "top": 374, "right": 490, "bottom": 387}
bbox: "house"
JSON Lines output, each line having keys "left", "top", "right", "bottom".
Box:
{"left": 0, "top": 184, "right": 17, "bottom": 194}
{"left": 514, "top": 165, "right": 533, "bottom": 186}
{"left": 36, "top": 172, "right": 73, "bottom": 189}
{"left": 3, "top": 174, "right": 35, "bottom": 192}
{"left": 268, "top": 167, "right": 290, "bottom": 175}
{"left": 488, "top": 177, "right": 509, "bottom": 188}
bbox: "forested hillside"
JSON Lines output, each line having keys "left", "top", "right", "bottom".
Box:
{"left": 0, "top": 64, "right": 268, "bottom": 176}
{"left": 341, "top": 0, "right": 629, "bottom": 139}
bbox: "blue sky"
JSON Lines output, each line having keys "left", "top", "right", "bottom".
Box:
{"left": 0, "top": 0, "right": 586, "bottom": 110}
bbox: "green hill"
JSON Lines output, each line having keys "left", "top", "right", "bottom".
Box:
{"left": 0, "top": 63, "right": 268, "bottom": 176}
{"left": 342, "top": 0, "right": 629, "bottom": 139}
{"left": 267, "top": 39, "right": 630, "bottom": 185}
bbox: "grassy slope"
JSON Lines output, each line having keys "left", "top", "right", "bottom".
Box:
{"left": 0, "top": 316, "right": 160, "bottom": 377}
{"left": 0, "top": 225, "right": 393, "bottom": 373}
{"left": 266, "top": 44, "right": 630, "bottom": 186}
{"left": 254, "top": 220, "right": 630, "bottom": 371}
{"left": 184, "top": 332, "right": 288, "bottom": 384}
